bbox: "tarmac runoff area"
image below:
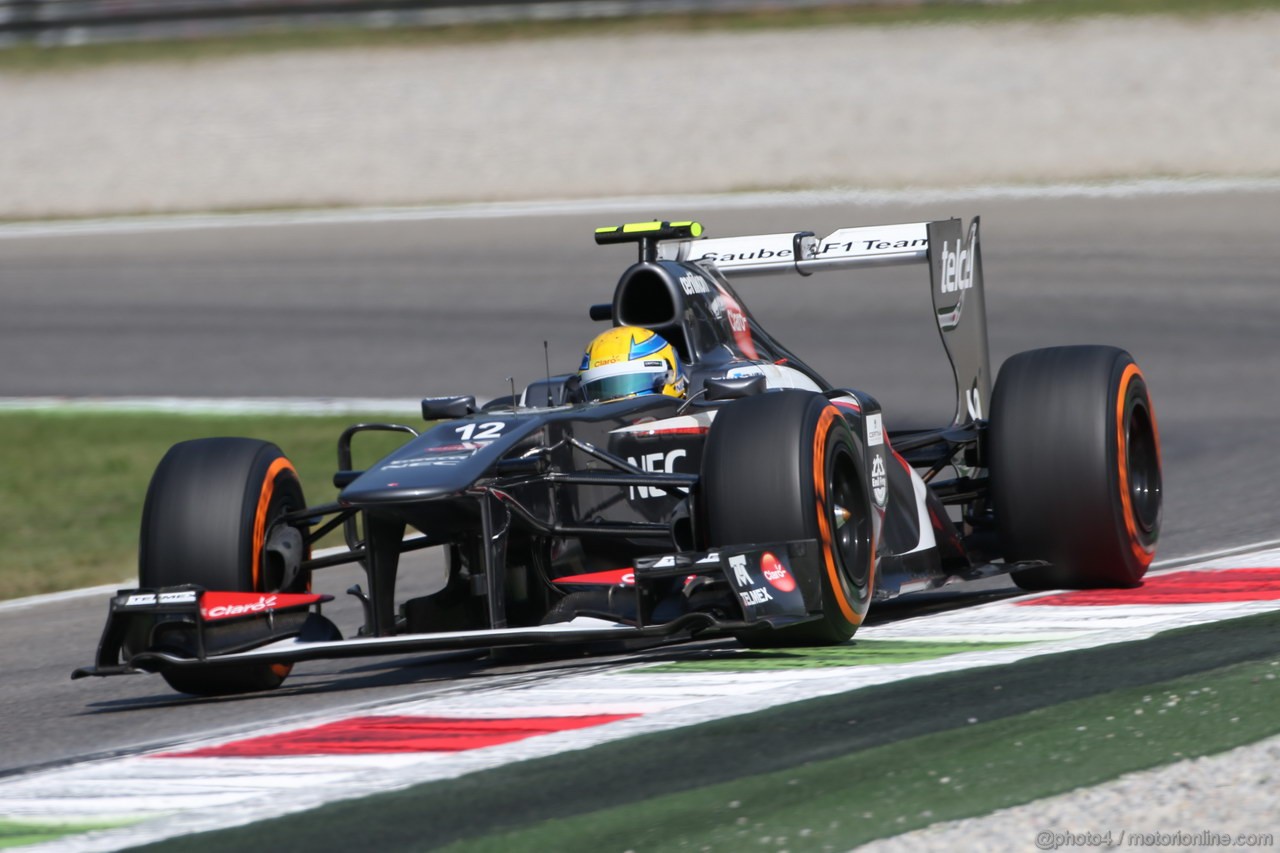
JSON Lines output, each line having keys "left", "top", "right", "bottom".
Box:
{"left": 1, "top": 10, "right": 1280, "bottom": 219}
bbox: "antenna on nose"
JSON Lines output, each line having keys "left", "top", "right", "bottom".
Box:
{"left": 543, "top": 341, "right": 554, "bottom": 407}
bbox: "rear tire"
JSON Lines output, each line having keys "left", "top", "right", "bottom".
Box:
{"left": 139, "top": 437, "right": 308, "bottom": 695}
{"left": 701, "top": 391, "right": 875, "bottom": 645}
{"left": 988, "top": 346, "right": 1161, "bottom": 589}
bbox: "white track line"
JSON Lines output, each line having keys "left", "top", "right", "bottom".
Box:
{"left": 2, "top": 177, "right": 1279, "bottom": 240}
{"left": 0, "top": 396, "right": 422, "bottom": 416}
{"left": 1147, "top": 537, "right": 1280, "bottom": 571}
{"left": 0, "top": 582, "right": 133, "bottom": 614}
{"left": 0, "top": 544, "right": 354, "bottom": 614}
{"left": 5, "top": 537, "right": 1280, "bottom": 615}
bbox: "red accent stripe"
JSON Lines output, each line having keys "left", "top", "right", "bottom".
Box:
{"left": 553, "top": 568, "right": 635, "bottom": 586}
{"left": 634, "top": 426, "right": 709, "bottom": 437}
{"left": 1018, "top": 568, "right": 1280, "bottom": 606}
{"left": 157, "top": 714, "right": 639, "bottom": 757}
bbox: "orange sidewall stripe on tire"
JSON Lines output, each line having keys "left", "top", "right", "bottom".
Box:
{"left": 252, "top": 457, "right": 297, "bottom": 591}
{"left": 1116, "top": 364, "right": 1156, "bottom": 567}
{"left": 813, "top": 405, "right": 860, "bottom": 626}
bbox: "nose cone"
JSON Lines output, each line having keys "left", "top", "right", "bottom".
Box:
{"left": 339, "top": 417, "right": 537, "bottom": 505}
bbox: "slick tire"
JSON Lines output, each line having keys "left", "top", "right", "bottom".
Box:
{"left": 139, "top": 437, "right": 308, "bottom": 696}
{"left": 988, "top": 346, "right": 1162, "bottom": 590}
{"left": 702, "top": 390, "right": 875, "bottom": 645}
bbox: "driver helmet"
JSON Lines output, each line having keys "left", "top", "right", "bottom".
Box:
{"left": 578, "top": 326, "right": 687, "bottom": 402}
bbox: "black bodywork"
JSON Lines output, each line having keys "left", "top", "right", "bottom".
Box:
{"left": 75, "top": 217, "right": 1037, "bottom": 681}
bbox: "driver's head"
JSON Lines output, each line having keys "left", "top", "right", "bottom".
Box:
{"left": 579, "top": 326, "right": 687, "bottom": 403}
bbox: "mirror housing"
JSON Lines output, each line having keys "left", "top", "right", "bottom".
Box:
{"left": 421, "top": 396, "right": 477, "bottom": 420}
{"left": 704, "top": 375, "right": 767, "bottom": 401}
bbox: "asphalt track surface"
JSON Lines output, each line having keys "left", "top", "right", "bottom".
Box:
{"left": 1, "top": 188, "right": 1278, "bottom": 803}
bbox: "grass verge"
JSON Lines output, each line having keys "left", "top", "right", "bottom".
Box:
{"left": 0, "top": 818, "right": 140, "bottom": 849}
{"left": 641, "top": 639, "right": 1029, "bottom": 672}
{"left": 2, "top": 0, "right": 1279, "bottom": 73}
{"left": 0, "top": 411, "right": 414, "bottom": 600}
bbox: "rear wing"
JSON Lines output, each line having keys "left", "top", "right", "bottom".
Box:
{"left": 659, "top": 218, "right": 992, "bottom": 427}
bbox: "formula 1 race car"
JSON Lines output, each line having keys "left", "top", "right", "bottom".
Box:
{"left": 75, "top": 218, "right": 1163, "bottom": 696}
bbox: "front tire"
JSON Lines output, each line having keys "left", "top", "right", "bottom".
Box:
{"left": 701, "top": 390, "right": 875, "bottom": 645}
{"left": 139, "top": 437, "right": 308, "bottom": 695}
{"left": 988, "top": 346, "right": 1161, "bottom": 589}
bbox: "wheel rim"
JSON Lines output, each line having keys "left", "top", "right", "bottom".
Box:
{"left": 1126, "top": 401, "right": 1161, "bottom": 535}
{"left": 257, "top": 469, "right": 307, "bottom": 593}
{"left": 827, "top": 448, "right": 870, "bottom": 592}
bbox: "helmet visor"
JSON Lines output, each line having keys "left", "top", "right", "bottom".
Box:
{"left": 582, "top": 371, "right": 663, "bottom": 402}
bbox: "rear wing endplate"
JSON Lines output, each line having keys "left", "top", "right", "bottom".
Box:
{"left": 659, "top": 219, "right": 991, "bottom": 426}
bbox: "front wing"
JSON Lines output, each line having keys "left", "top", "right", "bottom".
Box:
{"left": 73, "top": 540, "right": 823, "bottom": 679}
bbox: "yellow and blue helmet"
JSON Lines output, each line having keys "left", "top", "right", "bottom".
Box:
{"left": 579, "top": 326, "right": 687, "bottom": 403}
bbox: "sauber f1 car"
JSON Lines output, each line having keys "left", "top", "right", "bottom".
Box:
{"left": 75, "top": 218, "right": 1163, "bottom": 696}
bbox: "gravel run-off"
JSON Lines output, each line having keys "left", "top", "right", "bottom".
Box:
{"left": 2, "top": 11, "right": 1280, "bottom": 218}
{"left": 863, "top": 732, "right": 1280, "bottom": 852}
